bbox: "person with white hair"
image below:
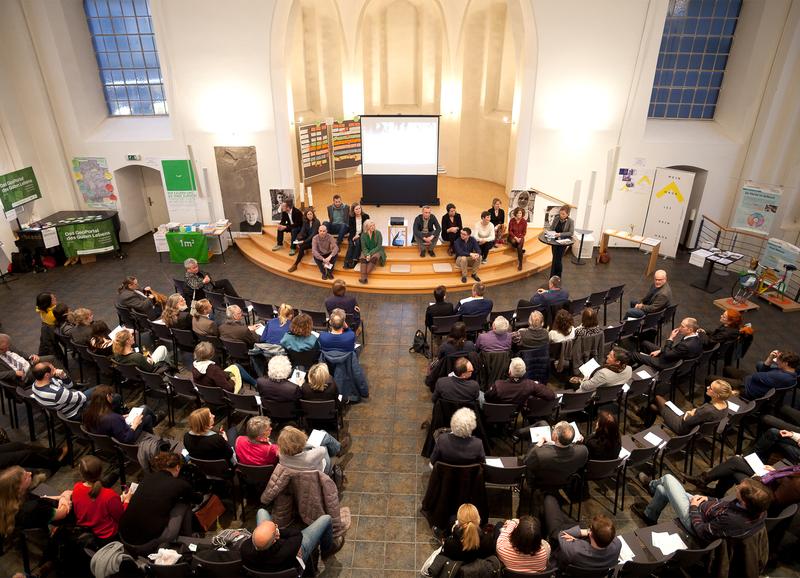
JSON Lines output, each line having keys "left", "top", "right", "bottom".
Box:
{"left": 524, "top": 421, "right": 589, "bottom": 489}
{"left": 183, "top": 257, "right": 240, "bottom": 300}
{"left": 475, "top": 316, "right": 512, "bottom": 352}
{"left": 219, "top": 304, "right": 260, "bottom": 348}
{"left": 512, "top": 311, "right": 550, "bottom": 350}
{"left": 486, "top": 357, "right": 556, "bottom": 408}
{"left": 239, "top": 202, "right": 263, "bottom": 233}
{"left": 256, "top": 355, "right": 301, "bottom": 405}
{"left": 430, "top": 408, "right": 485, "bottom": 466}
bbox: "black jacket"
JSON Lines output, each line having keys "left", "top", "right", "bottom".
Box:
{"left": 413, "top": 214, "right": 441, "bottom": 239}
{"left": 524, "top": 443, "right": 588, "bottom": 488}
{"left": 347, "top": 212, "right": 370, "bottom": 241}
{"left": 426, "top": 301, "right": 455, "bottom": 328}
{"left": 240, "top": 527, "right": 304, "bottom": 573}
{"left": 433, "top": 376, "right": 481, "bottom": 404}
{"left": 659, "top": 334, "right": 703, "bottom": 365}
{"left": 279, "top": 207, "right": 303, "bottom": 230}
{"left": 430, "top": 432, "right": 485, "bottom": 465}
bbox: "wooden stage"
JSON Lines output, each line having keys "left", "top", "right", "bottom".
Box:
{"left": 236, "top": 176, "right": 552, "bottom": 294}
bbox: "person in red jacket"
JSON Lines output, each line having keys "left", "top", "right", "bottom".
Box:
{"left": 508, "top": 207, "right": 528, "bottom": 270}
{"left": 72, "top": 455, "right": 129, "bottom": 544}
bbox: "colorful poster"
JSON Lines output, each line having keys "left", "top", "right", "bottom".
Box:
{"left": 760, "top": 238, "right": 799, "bottom": 272}
{"left": 731, "top": 182, "right": 782, "bottom": 235}
{"left": 297, "top": 122, "right": 331, "bottom": 179}
{"left": 72, "top": 157, "right": 117, "bottom": 208}
{"left": 331, "top": 119, "right": 362, "bottom": 170}
{"left": 56, "top": 219, "right": 119, "bottom": 257}
{"left": 0, "top": 166, "right": 42, "bottom": 212}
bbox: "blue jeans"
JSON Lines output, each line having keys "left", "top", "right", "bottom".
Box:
{"left": 235, "top": 363, "right": 257, "bottom": 386}
{"left": 323, "top": 222, "right": 347, "bottom": 244}
{"left": 625, "top": 301, "right": 646, "bottom": 319}
{"left": 256, "top": 509, "right": 333, "bottom": 563}
{"left": 321, "top": 433, "right": 341, "bottom": 460}
{"left": 644, "top": 473, "right": 693, "bottom": 531}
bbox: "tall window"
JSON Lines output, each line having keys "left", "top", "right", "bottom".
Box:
{"left": 649, "top": 0, "right": 742, "bottom": 119}
{"left": 84, "top": 0, "right": 167, "bottom": 116}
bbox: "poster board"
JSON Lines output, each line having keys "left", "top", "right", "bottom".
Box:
{"left": 760, "top": 238, "right": 799, "bottom": 272}
{"left": 72, "top": 157, "right": 117, "bottom": 209}
{"left": 642, "top": 168, "right": 695, "bottom": 259}
{"left": 297, "top": 122, "right": 331, "bottom": 179}
{"left": 331, "top": 119, "right": 361, "bottom": 170}
{"left": 731, "top": 182, "right": 782, "bottom": 235}
{"left": 57, "top": 219, "right": 119, "bottom": 257}
{"left": 0, "top": 166, "right": 42, "bottom": 212}
{"left": 214, "top": 146, "right": 263, "bottom": 235}
{"left": 161, "top": 160, "right": 199, "bottom": 223}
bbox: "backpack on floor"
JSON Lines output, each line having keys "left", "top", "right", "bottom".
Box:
{"left": 409, "top": 329, "right": 430, "bottom": 357}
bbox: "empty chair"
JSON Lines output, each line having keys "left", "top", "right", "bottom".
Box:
{"left": 81, "top": 426, "right": 126, "bottom": 485}
{"left": 568, "top": 297, "right": 588, "bottom": 317}
{"left": 482, "top": 403, "right": 518, "bottom": 451}
{"left": 765, "top": 503, "right": 798, "bottom": 565}
{"left": 225, "top": 390, "right": 263, "bottom": 422}
{"left": 204, "top": 290, "right": 228, "bottom": 315}
{"left": 484, "top": 458, "right": 525, "bottom": 516}
{"left": 430, "top": 314, "right": 461, "bottom": 357}
{"left": 300, "top": 399, "right": 341, "bottom": 436}
{"left": 250, "top": 301, "right": 277, "bottom": 323}
{"left": 286, "top": 347, "right": 320, "bottom": 371}
{"left": 173, "top": 278, "right": 188, "bottom": 297}
{"left": 578, "top": 457, "right": 625, "bottom": 518}
{"left": 557, "top": 391, "right": 594, "bottom": 436}
{"left": 618, "top": 317, "right": 643, "bottom": 344}
{"left": 603, "top": 284, "right": 625, "bottom": 325}
{"left": 513, "top": 305, "right": 542, "bottom": 329}
{"left": 149, "top": 320, "right": 175, "bottom": 351}
{"left": 237, "top": 463, "right": 275, "bottom": 518}
{"left": 220, "top": 337, "right": 254, "bottom": 375}
{"left": 617, "top": 557, "right": 673, "bottom": 578}
{"left": 138, "top": 368, "right": 176, "bottom": 425}
{"left": 602, "top": 325, "right": 622, "bottom": 354}
{"left": 168, "top": 374, "right": 201, "bottom": 412}
{"left": 670, "top": 355, "right": 701, "bottom": 401}
{"left": 621, "top": 444, "right": 659, "bottom": 510}
{"left": 662, "top": 538, "right": 722, "bottom": 577}
{"left": 689, "top": 417, "right": 726, "bottom": 470}
{"left": 654, "top": 424, "right": 699, "bottom": 477}
{"left": 659, "top": 303, "right": 679, "bottom": 342}
{"left": 586, "top": 290, "right": 607, "bottom": 312}
{"left": 195, "top": 383, "right": 230, "bottom": 423}
{"left": 637, "top": 311, "right": 663, "bottom": 348}
{"left": 303, "top": 309, "right": 329, "bottom": 331}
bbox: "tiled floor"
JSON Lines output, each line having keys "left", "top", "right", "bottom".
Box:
{"left": 0, "top": 235, "right": 798, "bottom": 577}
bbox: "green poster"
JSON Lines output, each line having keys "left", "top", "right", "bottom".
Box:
{"left": 0, "top": 166, "right": 42, "bottom": 211}
{"left": 57, "top": 219, "right": 119, "bottom": 258}
{"left": 161, "top": 160, "right": 196, "bottom": 191}
{"left": 166, "top": 231, "right": 209, "bottom": 263}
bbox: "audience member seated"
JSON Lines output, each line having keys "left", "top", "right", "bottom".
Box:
{"left": 438, "top": 322, "right": 475, "bottom": 359}
{"left": 0, "top": 466, "right": 72, "bottom": 542}
{"left": 312, "top": 224, "right": 339, "bottom": 280}
{"left": 519, "top": 275, "right": 569, "bottom": 309}
{"left": 640, "top": 379, "right": 731, "bottom": 433}
{"left": 455, "top": 282, "right": 493, "bottom": 317}
{"left": 485, "top": 357, "right": 555, "bottom": 408}
{"left": 70, "top": 308, "right": 95, "bottom": 345}
{"left": 192, "top": 341, "right": 256, "bottom": 393}
{"left": 751, "top": 426, "right": 800, "bottom": 463}
{"left": 36, "top": 292, "right": 58, "bottom": 356}
{"left": 569, "top": 347, "right": 632, "bottom": 392}
{"left": 426, "top": 285, "right": 455, "bottom": 329}
{"left": 319, "top": 309, "right": 357, "bottom": 353}
{"left": 721, "top": 349, "right": 798, "bottom": 400}
{"left": 430, "top": 408, "right": 485, "bottom": 466}
{"left": 626, "top": 317, "right": 702, "bottom": 371}
{"left": 524, "top": 421, "right": 589, "bottom": 490}
{"left": 413, "top": 205, "right": 441, "bottom": 257}
{"left": 31, "top": 361, "right": 86, "bottom": 420}
{"left": 324, "top": 280, "right": 360, "bottom": 330}
{"left": 235, "top": 416, "right": 279, "bottom": 467}
{"left": 271, "top": 199, "right": 303, "bottom": 253}
{"left": 287, "top": 207, "right": 321, "bottom": 273}
{"left": 0, "top": 433, "right": 65, "bottom": 474}
{"left": 439, "top": 503, "right": 494, "bottom": 563}
{"left": 453, "top": 227, "right": 482, "bottom": 283}
{"left": 685, "top": 457, "right": 800, "bottom": 514}
{"left": 699, "top": 309, "right": 743, "bottom": 349}
{"left": 432, "top": 357, "right": 481, "bottom": 405}
{"left": 116, "top": 276, "right": 160, "bottom": 320}
{"left": 583, "top": 411, "right": 622, "bottom": 461}
{"left": 358, "top": 219, "right": 386, "bottom": 284}
{"left": 0, "top": 333, "right": 45, "bottom": 386}
{"left": 624, "top": 269, "right": 671, "bottom": 319}
{"left": 280, "top": 313, "right": 319, "bottom": 352}
{"left": 344, "top": 203, "right": 369, "bottom": 268}
{"left": 183, "top": 408, "right": 234, "bottom": 463}
{"left": 111, "top": 329, "right": 170, "bottom": 372}
{"left": 257, "top": 355, "right": 300, "bottom": 406}
{"left": 512, "top": 311, "right": 550, "bottom": 350}
{"left": 574, "top": 308, "right": 602, "bottom": 338}
{"left": 261, "top": 303, "right": 293, "bottom": 345}
{"left": 183, "top": 257, "right": 240, "bottom": 299}
{"left": 83, "top": 385, "right": 156, "bottom": 443}
{"left": 301, "top": 362, "right": 339, "bottom": 402}
{"left": 542, "top": 495, "right": 621, "bottom": 569}
{"left": 323, "top": 194, "right": 349, "bottom": 245}
{"left": 475, "top": 316, "right": 512, "bottom": 352}
{"left": 242, "top": 510, "right": 342, "bottom": 573}
{"left": 72, "top": 456, "right": 129, "bottom": 544}
{"left": 548, "top": 310, "right": 575, "bottom": 344}
{"left": 473, "top": 211, "right": 496, "bottom": 263}
{"left": 88, "top": 321, "right": 113, "bottom": 356}
{"left": 631, "top": 474, "right": 772, "bottom": 542}
{"left": 277, "top": 426, "right": 342, "bottom": 476}
{"left": 118, "top": 452, "right": 202, "bottom": 554}
{"left": 219, "top": 305, "right": 260, "bottom": 348}
{"left": 53, "top": 303, "right": 75, "bottom": 339}
{"left": 191, "top": 299, "right": 218, "bottom": 337}
{"left": 161, "top": 293, "right": 192, "bottom": 330}
{"left": 495, "top": 516, "right": 551, "bottom": 574}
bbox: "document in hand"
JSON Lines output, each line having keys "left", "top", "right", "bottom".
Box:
{"left": 125, "top": 406, "right": 144, "bottom": 426}
{"left": 744, "top": 453, "right": 769, "bottom": 477}
{"left": 255, "top": 324, "right": 265, "bottom": 336}
{"left": 289, "top": 369, "right": 307, "bottom": 387}
{"left": 529, "top": 425, "right": 551, "bottom": 444}
{"left": 665, "top": 401, "right": 684, "bottom": 416}
{"left": 109, "top": 325, "right": 130, "bottom": 340}
{"left": 578, "top": 358, "right": 600, "bottom": 379}
{"left": 307, "top": 429, "right": 326, "bottom": 447}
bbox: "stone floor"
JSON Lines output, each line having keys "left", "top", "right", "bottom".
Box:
{"left": 0, "top": 235, "right": 798, "bottom": 577}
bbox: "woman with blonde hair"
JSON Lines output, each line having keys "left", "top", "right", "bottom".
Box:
{"left": 424, "top": 503, "right": 492, "bottom": 570}
{"left": 183, "top": 407, "right": 234, "bottom": 463}
{"left": 301, "top": 362, "right": 339, "bottom": 402}
{"left": 358, "top": 219, "right": 386, "bottom": 284}
{"left": 0, "top": 466, "right": 72, "bottom": 539}
{"left": 277, "top": 425, "right": 345, "bottom": 475}
{"left": 191, "top": 298, "right": 218, "bottom": 337}
{"left": 161, "top": 293, "right": 192, "bottom": 330}
{"left": 71, "top": 307, "right": 96, "bottom": 345}
{"left": 261, "top": 303, "right": 294, "bottom": 345}
{"left": 111, "top": 329, "right": 170, "bottom": 372}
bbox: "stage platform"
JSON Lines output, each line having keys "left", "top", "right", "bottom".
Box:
{"left": 236, "top": 176, "right": 553, "bottom": 294}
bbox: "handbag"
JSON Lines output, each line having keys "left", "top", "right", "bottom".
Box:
{"left": 194, "top": 494, "right": 225, "bottom": 531}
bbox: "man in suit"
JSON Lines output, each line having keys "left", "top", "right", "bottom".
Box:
{"left": 432, "top": 357, "right": 481, "bottom": 405}
{"left": 626, "top": 317, "right": 703, "bottom": 370}
{"left": 412, "top": 205, "right": 441, "bottom": 257}
{"left": 219, "top": 305, "right": 260, "bottom": 348}
{"left": 425, "top": 285, "right": 455, "bottom": 329}
{"left": 624, "top": 269, "right": 672, "bottom": 319}
{"left": 455, "top": 282, "right": 493, "bottom": 318}
{"left": 524, "top": 421, "right": 589, "bottom": 489}
{"left": 272, "top": 200, "right": 303, "bottom": 254}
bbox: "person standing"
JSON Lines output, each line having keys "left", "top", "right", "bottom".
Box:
{"left": 473, "top": 212, "right": 496, "bottom": 264}
{"left": 453, "top": 228, "right": 482, "bottom": 284}
{"left": 358, "top": 220, "right": 385, "bottom": 284}
{"left": 413, "top": 206, "right": 441, "bottom": 257}
{"left": 508, "top": 207, "right": 527, "bottom": 271}
{"left": 548, "top": 205, "right": 574, "bottom": 278}
{"left": 441, "top": 203, "right": 463, "bottom": 256}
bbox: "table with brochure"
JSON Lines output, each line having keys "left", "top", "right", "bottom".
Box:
{"left": 156, "top": 220, "right": 234, "bottom": 263}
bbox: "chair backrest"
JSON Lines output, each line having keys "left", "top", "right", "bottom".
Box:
{"left": 205, "top": 290, "right": 227, "bottom": 310}
{"left": 431, "top": 314, "right": 461, "bottom": 335}
{"left": 225, "top": 391, "right": 261, "bottom": 413}
{"left": 625, "top": 377, "right": 655, "bottom": 400}
{"left": 605, "top": 284, "right": 625, "bottom": 303}
{"left": 617, "top": 557, "right": 672, "bottom": 578}
{"left": 81, "top": 425, "right": 118, "bottom": 454}
{"left": 513, "top": 305, "right": 544, "bottom": 329}
{"left": 725, "top": 398, "right": 755, "bottom": 425}
{"left": 113, "top": 362, "right": 141, "bottom": 381}
{"left": 559, "top": 563, "right": 614, "bottom": 578}
{"left": 568, "top": 297, "right": 588, "bottom": 316}
{"left": 662, "top": 303, "right": 678, "bottom": 328}
{"left": 560, "top": 390, "right": 594, "bottom": 411}
{"left": 765, "top": 503, "right": 798, "bottom": 532}
{"left": 750, "top": 388, "right": 776, "bottom": 415}
{"left": 242, "top": 566, "right": 297, "bottom": 578}
{"left": 656, "top": 361, "right": 682, "bottom": 389}
{"left": 594, "top": 383, "right": 623, "bottom": 406}
{"left": 619, "top": 318, "right": 643, "bottom": 338}
{"left": 673, "top": 355, "right": 700, "bottom": 381}
{"left": 250, "top": 301, "right": 277, "bottom": 321}
{"left": 148, "top": 321, "right": 173, "bottom": 342}
{"left": 519, "top": 346, "right": 549, "bottom": 384}
{"left": 462, "top": 313, "right": 489, "bottom": 333}
{"left": 286, "top": 347, "right": 320, "bottom": 370}
{"left": 299, "top": 399, "right": 337, "bottom": 421}
{"left": 136, "top": 367, "right": 169, "bottom": 393}
{"left": 586, "top": 291, "right": 607, "bottom": 309}
{"left": 171, "top": 328, "right": 196, "bottom": 350}
{"left": 87, "top": 350, "right": 114, "bottom": 373}
{"left": 58, "top": 413, "right": 89, "bottom": 441}
{"left": 524, "top": 397, "right": 558, "bottom": 421}
{"left": 669, "top": 537, "right": 722, "bottom": 567}
{"left": 263, "top": 400, "right": 298, "bottom": 421}
{"left": 626, "top": 444, "right": 659, "bottom": 468}
{"left": 150, "top": 562, "right": 193, "bottom": 578}
{"left": 115, "top": 305, "right": 135, "bottom": 327}
{"left": 113, "top": 438, "right": 142, "bottom": 464}
{"left": 696, "top": 416, "right": 727, "bottom": 438}
{"left": 640, "top": 310, "right": 662, "bottom": 332}
{"left": 191, "top": 554, "right": 242, "bottom": 578}
{"left": 547, "top": 301, "right": 568, "bottom": 327}
{"left": 221, "top": 338, "right": 250, "bottom": 359}
{"left": 484, "top": 461, "right": 525, "bottom": 486}
{"left": 195, "top": 383, "right": 228, "bottom": 406}
{"left": 585, "top": 457, "right": 625, "bottom": 481}
{"left": 490, "top": 310, "right": 515, "bottom": 326}
{"left": 482, "top": 402, "right": 517, "bottom": 425}
{"left": 304, "top": 310, "right": 329, "bottom": 330}
{"left": 237, "top": 463, "right": 275, "bottom": 487}
{"left": 168, "top": 375, "right": 199, "bottom": 400}
{"left": 225, "top": 295, "right": 248, "bottom": 310}
{"left": 602, "top": 325, "right": 622, "bottom": 346}
{"left": 190, "top": 456, "right": 233, "bottom": 479}
{"left": 662, "top": 425, "right": 699, "bottom": 456}
{"left": 173, "top": 278, "right": 187, "bottom": 296}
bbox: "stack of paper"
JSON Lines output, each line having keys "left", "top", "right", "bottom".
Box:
{"left": 689, "top": 249, "right": 712, "bottom": 267}
{"left": 307, "top": 429, "right": 326, "bottom": 447}
{"left": 665, "top": 401, "right": 684, "bottom": 416}
{"left": 618, "top": 536, "right": 636, "bottom": 563}
{"left": 636, "top": 369, "right": 652, "bottom": 380}
{"left": 744, "top": 453, "right": 768, "bottom": 476}
{"left": 651, "top": 532, "right": 687, "bottom": 556}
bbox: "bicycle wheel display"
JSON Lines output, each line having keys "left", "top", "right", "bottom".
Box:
{"left": 731, "top": 272, "right": 757, "bottom": 304}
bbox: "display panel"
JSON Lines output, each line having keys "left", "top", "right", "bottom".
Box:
{"left": 361, "top": 116, "right": 439, "bottom": 175}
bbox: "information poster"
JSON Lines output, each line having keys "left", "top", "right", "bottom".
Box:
{"left": 731, "top": 182, "right": 782, "bottom": 235}
{"left": 760, "top": 238, "right": 799, "bottom": 272}
{"left": 57, "top": 219, "right": 119, "bottom": 257}
{"left": 72, "top": 157, "right": 117, "bottom": 209}
{"left": 0, "top": 166, "right": 42, "bottom": 212}
{"left": 297, "top": 122, "right": 331, "bottom": 179}
{"left": 331, "top": 119, "right": 361, "bottom": 170}
{"left": 642, "top": 167, "right": 695, "bottom": 259}
{"left": 161, "top": 160, "right": 199, "bottom": 223}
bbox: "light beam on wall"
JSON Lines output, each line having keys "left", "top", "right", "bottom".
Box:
{"left": 196, "top": 83, "right": 269, "bottom": 136}
{"left": 541, "top": 83, "right": 612, "bottom": 147}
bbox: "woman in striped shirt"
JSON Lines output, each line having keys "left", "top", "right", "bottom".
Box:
{"left": 495, "top": 515, "right": 551, "bottom": 573}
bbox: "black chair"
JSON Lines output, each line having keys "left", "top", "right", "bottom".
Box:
{"left": 137, "top": 367, "right": 175, "bottom": 425}
{"left": 568, "top": 297, "right": 588, "bottom": 317}
{"left": 250, "top": 301, "right": 277, "bottom": 323}
{"left": 54, "top": 330, "right": 76, "bottom": 374}
{"left": 81, "top": 426, "right": 126, "bottom": 485}
{"left": 150, "top": 562, "right": 193, "bottom": 577}
{"left": 461, "top": 313, "right": 488, "bottom": 340}
{"left": 691, "top": 343, "right": 720, "bottom": 401}
{"left": 621, "top": 444, "right": 659, "bottom": 510}
{"left": 602, "top": 325, "right": 622, "bottom": 353}
{"left": 286, "top": 347, "right": 320, "bottom": 371}
{"left": 57, "top": 412, "right": 93, "bottom": 466}
{"left": 718, "top": 399, "right": 755, "bottom": 462}
{"left": 237, "top": 463, "right": 275, "bottom": 518}
{"left": 654, "top": 361, "right": 682, "bottom": 398}
{"left": 73, "top": 342, "right": 99, "bottom": 386}
{"left": 205, "top": 290, "right": 228, "bottom": 316}
{"left": 345, "top": 312, "right": 365, "bottom": 346}
{"left": 711, "top": 339, "right": 736, "bottom": 374}
{"left": 430, "top": 314, "right": 461, "bottom": 357}
{"left": 556, "top": 391, "right": 594, "bottom": 436}
{"left": 637, "top": 311, "right": 662, "bottom": 348}
{"left": 662, "top": 538, "right": 722, "bottom": 577}
{"left": 689, "top": 416, "right": 726, "bottom": 470}
{"left": 670, "top": 355, "right": 701, "bottom": 401}
{"left": 203, "top": 335, "right": 228, "bottom": 366}
{"left": 190, "top": 457, "right": 236, "bottom": 503}
{"left": 603, "top": 284, "right": 625, "bottom": 325}
{"left": 655, "top": 424, "right": 698, "bottom": 477}
{"left": 220, "top": 338, "right": 255, "bottom": 374}
{"left": 173, "top": 278, "right": 188, "bottom": 297}
{"left": 115, "top": 305, "right": 135, "bottom": 330}
{"left": 504, "top": 566, "right": 556, "bottom": 578}
{"left": 513, "top": 304, "right": 543, "bottom": 329}
{"left": 546, "top": 301, "right": 568, "bottom": 328}
{"left": 578, "top": 457, "right": 625, "bottom": 518}
{"left": 168, "top": 374, "right": 201, "bottom": 413}
{"left": 243, "top": 566, "right": 297, "bottom": 578}
{"left": 171, "top": 328, "right": 197, "bottom": 369}
{"left": 659, "top": 303, "right": 679, "bottom": 342}
{"left": 518, "top": 345, "right": 549, "bottom": 384}
{"left": 262, "top": 400, "right": 299, "bottom": 431}
{"left": 113, "top": 361, "right": 144, "bottom": 402}
{"left": 149, "top": 320, "right": 175, "bottom": 351}
{"left": 736, "top": 388, "right": 776, "bottom": 452}
{"left": 299, "top": 399, "right": 341, "bottom": 437}
{"left": 617, "top": 557, "right": 673, "bottom": 578}
{"left": 765, "top": 503, "right": 798, "bottom": 565}
{"left": 304, "top": 310, "right": 329, "bottom": 331}
{"left": 86, "top": 350, "right": 118, "bottom": 392}
{"left": 591, "top": 383, "right": 624, "bottom": 426}
{"left": 226, "top": 295, "right": 252, "bottom": 324}
{"left": 225, "top": 390, "right": 263, "bottom": 423}
{"left": 484, "top": 459, "right": 525, "bottom": 516}
{"left": 586, "top": 290, "right": 607, "bottom": 312}
{"left": 482, "top": 403, "right": 518, "bottom": 452}
{"left": 490, "top": 309, "right": 515, "bottom": 326}
{"left": 559, "top": 563, "right": 614, "bottom": 578}
{"left": 618, "top": 317, "right": 643, "bottom": 344}
{"left": 191, "top": 553, "right": 242, "bottom": 578}
{"left": 195, "top": 383, "right": 231, "bottom": 423}
{"left": 113, "top": 438, "right": 143, "bottom": 481}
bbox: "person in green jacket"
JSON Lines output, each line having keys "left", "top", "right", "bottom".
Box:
{"left": 359, "top": 220, "right": 386, "bottom": 284}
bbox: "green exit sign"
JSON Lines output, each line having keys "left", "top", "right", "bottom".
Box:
{"left": 127, "top": 154, "right": 141, "bottom": 161}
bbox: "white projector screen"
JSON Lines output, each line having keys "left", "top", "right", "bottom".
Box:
{"left": 361, "top": 116, "right": 439, "bottom": 175}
